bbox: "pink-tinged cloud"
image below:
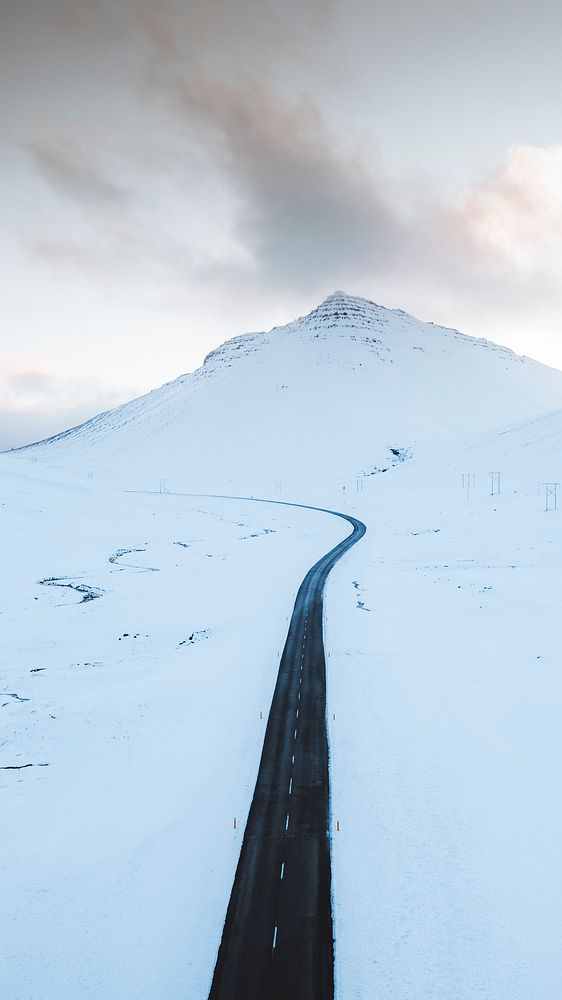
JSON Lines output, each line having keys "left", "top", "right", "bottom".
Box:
{"left": 450, "top": 145, "right": 562, "bottom": 271}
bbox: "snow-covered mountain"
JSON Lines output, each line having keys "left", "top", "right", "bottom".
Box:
{"left": 11, "top": 292, "right": 562, "bottom": 493}
{"left": 3, "top": 293, "right": 562, "bottom": 999}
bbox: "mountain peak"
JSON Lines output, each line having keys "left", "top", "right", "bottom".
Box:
{"left": 295, "top": 291, "right": 389, "bottom": 333}
{"left": 12, "top": 288, "right": 562, "bottom": 495}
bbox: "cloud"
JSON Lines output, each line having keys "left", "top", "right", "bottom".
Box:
{"left": 449, "top": 145, "right": 562, "bottom": 273}
{"left": 21, "top": 0, "right": 387, "bottom": 295}
{"left": 25, "top": 136, "right": 130, "bottom": 208}
{"left": 134, "top": 0, "right": 331, "bottom": 69}
{"left": 132, "top": 0, "right": 402, "bottom": 291}
{"left": 132, "top": 4, "right": 562, "bottom": 309}
{"left": 9, "top": 2, "right": 562, "bottom": 388}
{"left": 175, "top": 79, "right": 402, "bottom": 289}
{"left": 0, "top": 365, "right": 135, "bottom": 449}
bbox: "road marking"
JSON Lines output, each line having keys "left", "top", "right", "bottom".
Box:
{"left": 296, "top": 708, "right": 299, "bottom": 719}
{"left": 298, "top": 691, "right": 301, "bottom": 700}
{"left": 289, "top": 777, "right": 293, "bottom": 795}
{"left": 293, "top": 728, "right": 298, "bottom": 740}
{"left": 280, "top": 862, "right": 285, "bottom": 879}
{"left": 291, "top": 754, "right": 295, "bottom": 765}
{"left": 285, "top": 813, "right": 290, "bottom": 831}
{"left": 272, "top": 925, "right": 278, "bottom": 950}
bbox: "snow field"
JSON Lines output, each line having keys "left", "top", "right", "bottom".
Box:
{"left": 0, "top": 466, "right": 344, "bottom": 999}
{"left": 327, "top": 438, "right": 562, "bottom": 999}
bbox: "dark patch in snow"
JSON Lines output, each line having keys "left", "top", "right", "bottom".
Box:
{"left": 0, "top": 762, "right": 49, "bottom": 770}
{"left": 389, "top": 446, "right": 412, "bottom": 463}
{"left": 109, "top": 548, "right": 158, "bottom": 572}
{"left": 351, "top": 581, "right": 371, "bottom": 611}
{"left": 179, "top": 629, "right": 211, "bottom": 647}
{"left": 38, "top": 577, "right": 103, "bottom": 602}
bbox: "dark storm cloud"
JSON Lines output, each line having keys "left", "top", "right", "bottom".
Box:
{"left": 25, "top": 137, "right": 129, "bottom": 208}
{"left": 132, "top": 0, "right": 402, "bottom": 289}
{"left": 17, "top": 0, "right": 398, "bottom": 293}
{"left": 176, "top": 79, "right": 402, "bottom": 288}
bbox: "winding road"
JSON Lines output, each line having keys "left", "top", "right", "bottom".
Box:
{"left": 208, "top": 500, "right": 366, "bottom": 1000}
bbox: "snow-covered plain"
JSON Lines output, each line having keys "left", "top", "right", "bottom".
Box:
{"left": 0, "top": 466, "right": 345, "bottom": 998}
{"left": 2, "top": 294, "right": 562, "bottom": 998}
{"left": 329, "top": 423, "right": 562, "bottom": 999}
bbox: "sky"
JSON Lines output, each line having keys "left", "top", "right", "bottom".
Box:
{"left": 2, "top": 0, "right": 562, "bottom": 448}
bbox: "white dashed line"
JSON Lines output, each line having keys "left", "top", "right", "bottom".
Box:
{"left": 298, "top": 691, "right": 301, "bottom": 700}
{"left": 285, "top": 813, "right": 290, "bottom": 831}
{"left": 296, "top": 708, "right": 299, "bottom": 719}
{"left": 272, "top": 925, "right": 278, "bottom": 950}
{"left": 291, "top": 754, "right": 295, "bottom": 765}
{"left": 289, "top": 777, "right": 293, "bottom": 795}
{"left": 280, "top": 862, "right": 285, "bottom": 880}
{"left": 293, "top": 728, "right": 298, "bottom": 740}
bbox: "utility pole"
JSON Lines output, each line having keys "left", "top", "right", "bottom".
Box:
{"left": 490, "top": 472, "right": 501, "bottom": 495}
{"left": 543, "top": 482, "right": 559, "bottom": 511}
{"left": 462, "top": 473, "right": 476, "bottom": 500}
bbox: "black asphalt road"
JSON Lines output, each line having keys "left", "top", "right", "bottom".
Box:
{"left": 208, "top": 501, "right": 366, "bottom": 1000}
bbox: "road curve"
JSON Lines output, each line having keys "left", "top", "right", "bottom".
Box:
{"left": 206, "top": 497, "right": 366, "bottom": 1000}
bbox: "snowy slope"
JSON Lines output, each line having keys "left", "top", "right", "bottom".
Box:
{"left": 9, "top": 292, "right": 562, "bottom": 496}
{"left": 3, "top": 293, "right": 562, "bottom": 999}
